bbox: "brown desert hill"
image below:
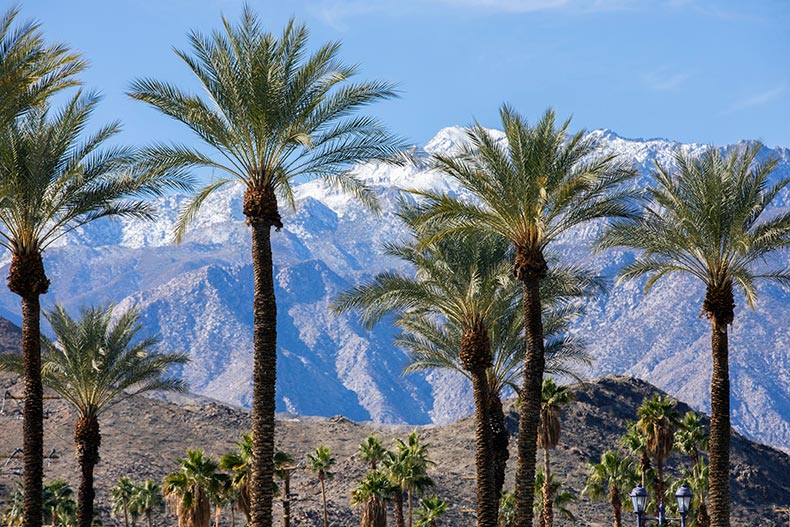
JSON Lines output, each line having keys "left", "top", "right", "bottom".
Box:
{"left": 0, "top": 315, "right": 786, "bottom": 526}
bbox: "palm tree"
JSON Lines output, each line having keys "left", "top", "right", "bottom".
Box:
{"left": 413, "top": 497, "right": 448, "bottom": 527}
{"left": 636, "top": 396, "right": 679, "bottom": 512}
{"left": 599, "top": 143, "right": 790, "bottom": 527}
{"left": 307, "top": 445, "right": 336, "bottom": 527}
{"left": 273, "top": 450, "right": 295, "bottom": 527}
{"left": 498, "top": 491, "right": 516, "bottom": 527}
{"left": 43, "top": 480, "right": 76, "bottom": 527}
{"left": 131, "top": 480, "right": 165, "bottom": 527}
{"left": 582, "top": 450, "right": 638, "bottom": 527}
{"left": 351, "top": 470, "right": 396, "bottom": 527}
{"left": 220, "top": 433, "right": 253, "bottom": 524}
{"left": 0, "top": 304, "right": 187, "bottom": 527}
{"left": 537, "top": 378, "right": 573, "bottom": 527}
{"left": 112, "top": 477, "right": 137, "bottom": 527}
{"left": 532, "top": 470, "right": 575, "bottom": 526}
{"left": 674, "top": 412, "right": 708, "bottom": 472}
{"left": 0, "top": 6, "right": 85, "bottom": 126}
{"left": 3, "top": 486, "right": 24, "bottom": 527}
{"left": 128, "top": 9, "right": 403, "bottom": 526}
{"left": 671, "top": 462, "right": 709, "bottom": 527}
{"left": 164, "top": 449, "right": 227, "bottom": 527}
{"left": 413, "top": 106, "right": 636, "bottom": 527}
{"left": 389, "top": 432, "right": 434, "bottom": 527}
{"left": 359, "top": 436, "right": 388, "bottom": 471}
{"left": 620, "top": 422, "right": 652, "bottom": 488}
{"left": 0, "top": 91, "right": 189, "bottom": 527}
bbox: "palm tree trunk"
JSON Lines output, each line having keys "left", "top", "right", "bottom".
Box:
{"left": 75, "top": 416, "right": 101, "bottom": 527}
{"left": 708, "top": 316, "right": 730, "bottom": 527}
{"left": 655, "top": 456, "right": 663, "bottom": 514}
{"left": 215, "top": 504, "right": 221, "bottom": 527}
{"left": 123, "top": 501, "right": 129, "bottom": 527}
{"left": 393, "top": 491, "right": 404, "bottom": 527}
{"left": 20, "top": 294, "right": 44, "bottom": 527}
{"left": 320, "top": 477, "right": 328, "bottom": 527}
{"left": 609, "top": 486, "right": 621, "bottom": 527}
{"left": 487, "top": 392, "right": 509, "bottom": 503}
{"left": 471, "top": 370, "right": 497, "bottom": 527}
{"left": 514, "top": 272, "right": 546, "bottom": 527}
{"left": 541, "top": 449, "right": 553, "bottom": 527}
{"left": 407, "top": 490, "right": 412, "bottom": 527}
{"left": 249, "top": 203, "right": 278, "bottom": 527}
{"left": 282, "top": 474, "right": 290, "bottom": 527}
{"left": 697, "top": 501, "right": 709, "bottom": 527}
{"left": 147, "top": 509, "right": 153, "bottom": 527}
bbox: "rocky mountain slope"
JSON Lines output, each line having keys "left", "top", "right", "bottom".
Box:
{"left": 0, "top": 368, "right": 787, "bottom": 527}
{"left": 0, "top": 128, "right": 788, "bottom": 451}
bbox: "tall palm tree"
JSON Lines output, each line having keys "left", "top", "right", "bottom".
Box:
{"left": 307, "top": 445, "right": 336, "bottom": 527}
{"left": 620, "top": 422, "right": 652, "bottom": 488}
{"left": 220, "top": 433, "right": 253, "bottom": 524}
{"left": 128, "top": 10, "right": 403, "bottom": 526}
{"left": 532, "top": 469, "right": 575, "bottom": 527}
{"left": 536, "top": 378, "right": 573, "bottom": 527}
{"left": 636, "top": 395, "right": 679, "bottom": 512}
{"left": 600, "top": 144, "right": 790, "bottom": 527}
{"left": 131, "top": 480, "right": 165, "bottom": 527}
{"left": 413, "top": 497, "right": 448, "bottom": 527}
{"left": 0, "top": 304, "right": 188, "bottom": 527}
{"left": 412, "top": 106, "right": 636, "bottom": 527}
{"left": 0, "top": 92, "right": 189, "bottom": 527}
{"left": 273, "top": 450, "right": 295, "bottom": 527}
{"left": 359, "top": 436, "right": 388, "bottom": 471}
{"left": 164, "top": 450, "right": 228, "bottom": 527}
{"left": 112, "top": 477, "right": 137, "bottom": 527}
{"left": 582, "top": 450, "right": 638, "bottom": 527}
{"left": 0, "top": 6, "right": 85, "bottom": 126}
{"left": 351, "top": 470, "right": 396, "bottom": 527}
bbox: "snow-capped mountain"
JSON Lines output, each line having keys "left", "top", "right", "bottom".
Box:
{"left": 2, "top": 128, "right": 790, "bottom": 450}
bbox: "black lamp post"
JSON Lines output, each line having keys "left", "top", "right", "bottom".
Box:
{"left": 629, "top": 484, "right": 693, "bottom": 527}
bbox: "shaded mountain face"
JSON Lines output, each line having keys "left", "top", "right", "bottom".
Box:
{"left": 0, "top": 374, "right": 785, "bottom": 527}
{"left": 0, "top": 129, "right": 788, "bottom": 451}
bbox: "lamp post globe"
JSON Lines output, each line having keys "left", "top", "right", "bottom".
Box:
{"left": 630, "top": 485, "right": 648, "bottom": 514}
{"left": 675, "top": 484, "right": 693, "bottom": 515}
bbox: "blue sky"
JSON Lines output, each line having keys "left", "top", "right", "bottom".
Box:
{"left": 18, "top": 0, "right": 790, "bottom": 149}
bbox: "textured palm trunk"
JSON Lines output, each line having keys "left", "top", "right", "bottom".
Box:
{"left": 470, "top": 369, "right": 497, "bottom": 527}
{"left": 239, "top": 484, "right": 251, "bottom": 524}
{"left": 247, "top": 183, "right": 280, "bottom": 527}
{"left": 541, "top": 449, "right": 553, "bottom": 527}
{"left": 281, "top": 474, "right": 291, "bottom": 527}
{"left": 407, "top": 490, "right": 413, "bottom": 527}
{"left": 393, "top": 490, "right": 404, "bottom": 527}
{"left": 123, "top": 501, "right": 130, "bottom": 527}
{"left": 319, "top": 476, "right": 329, "bottom": 527}
{"left": 75, "top": 415, "right": 101, "bottom": 527}
{"left": 655, "top": 456, "right": 664, "bottom": 515}
{"left": 146, "top": 509, "right": 153, "bottom": 527}
{"left": 487, "top": 392, "right": 509, "bottom": 504}
{"left": 638, "top": 452, "right": 650, "bottom": 488}
{"left": 696, "top": 501, "right": 709, "bottom": 527}
{"left": 361, "top": 498, "right": 386, "bottom": 527}
{"left": 513, "top": 273, "right": 546, "bottom": 527}
{"left": 708, "top": 316, "right": 730, "bottom": 527}
{"left": 20, "top": 294, "right": 44, "bottom": 527}
{"left": 608, "top": 486, "right": 621, "bottom": 527}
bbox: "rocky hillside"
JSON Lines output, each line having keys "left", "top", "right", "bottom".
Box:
{"left": 0, "top": 368, "right": 787, "bottom": 526}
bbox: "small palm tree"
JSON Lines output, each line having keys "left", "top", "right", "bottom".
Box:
{"left": 43, "top": 480, "right": 76, "bottom": 527}
{"left": 674, "top": 412, "right": 708, "bottom": 472}
{"left": 599, "top": 143, "right": 790, "bottom": 527}
{"left": 112, "top": 477, "right": 137, "bottom": 527}
{"left": 128, "top": 9, "right": 404, "bottom": 525}
{"left": 307, "top": 445, "right": 336, "bottom": 527}
{"left": 537, "top": 378, "right": 573, "bottom": 527}
{"left": 0, "top": 305, "right": 187, "bottom": 527}
{"left": 131, "top": 480, "right": 165, "bottom": 527}
{"left": 620, "top": 422, "right": 652, "bottom": 488}
{"left": 498, "top": 491, "right": 516, "bottom": 527}
{"left": 413, "top": 105, "right": 636, "bottom": 527}
{"left": 219, "top": 433, "right": 253, "bottom": 524}
{"left": 582, "top": 450, "right": 638, "bottom": 527}
{"left": 2, "top": 486, "right": 24, "bottom": 526}
{"left": 636, "top": 396, "right": 679, "bottom": 512}
{"left": 351, "top": 470, "right": 396, "bottom": 527}
{"left": 386, "top": 432, "right": 434, "bottom": 527}
{"left": 274, "top": 450, "right": 296, "bottom": 527}
{"left": 359, "top": 436, "right": 388, "bottom": 471}
{"left": 532, "top": 470, "right": 575, "bottom": 526}
{"left": 413, "top": 496, "right": 448, "bottom": 527}
{"left": 164, "top": 449, "right": 228, "bottom": 527}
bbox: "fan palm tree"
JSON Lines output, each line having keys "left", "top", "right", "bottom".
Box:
{"left": 2, "top": 485, "right": 24, "bottom": 527}
{"left": 164, "top": 450, "right": 228, "bottom": 527}
{"left": 411, "top": 105, "right": 636, "bottom": 527}
{"left": 128, "top": 10, "right": 403, "bottom": 525}
{"left": 636, "top": 396, "right": 679, "bottom": 513}
{"left": 537, "top": 378, "right": 573, "bottom": 527}
{"left": 219, "top": 433, "right": 253, "bottom": 524}
{"left": 273, "top": 450, "right": 295, "bottom": 527}
{"left": 620, "top": 422, "right": 652, "bottom": 488}
{"left": 413, "top": 497, "right": 448, "bottom": 527}
{"left": 359, "top": 436, "right": 388, "bottom": 471}
{"left": 351, "top": 470, "right": 396, "bottom": 527}
{"left": 43, "top": 480, "right": 76, "bottom": 527}
{"left": 599, "top": 143, "right": 790, "bottom": 527}
{"left": 670, "top": 462, "right": 709, "bottom": 527}
{"left": 307, "top": 445, "right": 336, "bottom": 527}
{"left": 131, "top": 480, "right": 165, "bottom": 527}
{"left": 532, "top": 470, "right": 575, "bottom": 527}
{"left": 0, "top": 6, "right": 85, "bottom": 126}
{"left": 0, "top": 304, "right": 187, "bottom": 527}
{"left": 388, "top": 432, "right": 434, "bottom": 527}
{"left": 0, "top": 91, "right": 189, "bottom": 527}
{"left": 674, "top": 412, "right": 708, "bottom": 471}
{"left": 582, "top": 450, "right": 638, "bottom": 527}
{"left": 112, "top": 477, "right": 137, "bottom": 527}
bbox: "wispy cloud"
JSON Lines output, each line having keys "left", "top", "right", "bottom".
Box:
{"left": 642, "top": 67, "right": 691, "bottom": 93}
{"left": 438, "top": 0, "right": 637, "bottom": 13}
{"left": 724, "top": 84, "right": 787, "bottom": 114}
